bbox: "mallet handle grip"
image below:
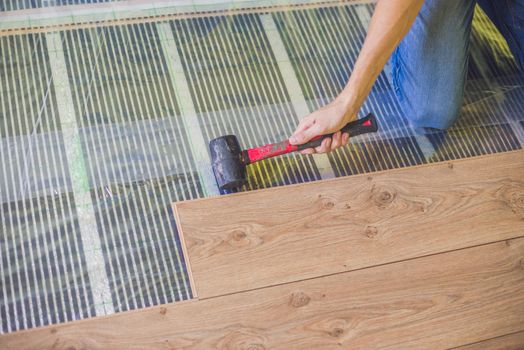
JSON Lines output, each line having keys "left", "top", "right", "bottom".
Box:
{"left": 245, "top": 113, "right": 378, "bottom": 164}
{"left": 296, "top": 113, "right": 378, "bottom": 151}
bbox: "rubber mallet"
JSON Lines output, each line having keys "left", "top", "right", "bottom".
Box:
{"left": 209, "top": 112, "right": 379, "bottom": 191}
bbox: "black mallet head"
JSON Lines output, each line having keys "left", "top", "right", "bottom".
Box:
{"left": 209, "top": 135, "right": 248, "bottom": 190}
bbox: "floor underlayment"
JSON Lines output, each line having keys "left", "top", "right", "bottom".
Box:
{"left": 1, "top": 0, "right": 523, "bottom": 334}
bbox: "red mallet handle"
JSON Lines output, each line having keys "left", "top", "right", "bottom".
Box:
{"left": 244, "top": 113, "right": 378, "bottom": 164}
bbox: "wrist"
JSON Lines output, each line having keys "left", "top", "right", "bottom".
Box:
{"left": 335, "top": 89, "right": 359, "bottom": 123}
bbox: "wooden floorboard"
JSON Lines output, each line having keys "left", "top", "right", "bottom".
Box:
{"left": 174, "top": 150, "right": 524, "bottom": 298}
{"left": 2, "top": 237, "right": 524, "bottom": 349}
{"left": 453, "top": 330, "right": 524, "bottom": 350}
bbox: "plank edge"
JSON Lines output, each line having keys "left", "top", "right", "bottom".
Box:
{"left": 172, "top": 203, "right": 199, "bottom": 299}
{"left": 451, "top": 329, "right": 524, "bottom": 349}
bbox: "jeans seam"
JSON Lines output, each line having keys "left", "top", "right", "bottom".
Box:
{"left": 391, "top": 47, "right": 403, "bottom": 101}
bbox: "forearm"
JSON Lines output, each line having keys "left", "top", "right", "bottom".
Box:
{"left": 338, "top": 0, "right": 424, "bottom": 117}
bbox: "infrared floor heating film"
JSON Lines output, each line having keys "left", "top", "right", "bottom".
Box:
{"left": 0, "top": 33, "right": 96, "bottom": 333}
{"left": 494, "top": 76, "right": 524, "bottom": 124}
{"left": 1, "top": 133, "right": 70, "bottom": 203}
{"left": 60, "top": 23, "right": 197, "bottom": 312}
{"left": 91, "top": 183, "right": 194, "bottom": 311}
{"left": 0, "top": 34, "right": 70, "bottom": 203}
{"left": 170, "top": 14, "right": 323, "bottom": 190}
{"left": 426, "top": 124, "right": 521, "bottom": 162}
{"left": 0, "top": 193, "right": 95, "bottom": 333}
{"left": 330, "top": 137, "right": 425, "bottom": 178}
{"left": 460, "top": 77, "right": 519, "bottom": 127}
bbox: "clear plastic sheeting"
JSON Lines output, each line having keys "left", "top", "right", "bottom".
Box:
{"left": 1, "top": 1, "right": 523, "bottom": 334}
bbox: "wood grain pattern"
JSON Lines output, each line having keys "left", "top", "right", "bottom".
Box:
{"left": 2, "top": 237, "right": 524, "bottom": 350}
{"left": 453, "top": 331, "right": 524, "bottom": 350}
{"left": 174, "top": 150, "right": 524, "bottom": 298}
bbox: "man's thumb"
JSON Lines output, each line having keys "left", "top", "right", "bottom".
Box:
{"left": 289, "top": 132, "right": 305, "bottom": 145}
{"left": 289, "top": 125, "right": 320, "bottom": 145}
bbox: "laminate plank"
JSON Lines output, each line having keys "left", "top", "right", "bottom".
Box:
{"left": 453, "top": 330, "right": 524, "bottom": 350}
{"left": 174, "top": 150, "right": 524, "bottom": 298}
{"left": 2, "top": 237, "right": 524, "bottom": 350}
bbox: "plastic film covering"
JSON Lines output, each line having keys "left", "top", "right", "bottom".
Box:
{"left": 1, "top": 2, "right": 523, "bottom": 334}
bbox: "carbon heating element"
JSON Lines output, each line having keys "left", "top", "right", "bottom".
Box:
{"left": 209, "top": 113, "right": 379, "bottom": 191}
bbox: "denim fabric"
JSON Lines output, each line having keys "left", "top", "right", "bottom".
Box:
{"left": 390, "top": 0, "right": 524, "bottom": 131}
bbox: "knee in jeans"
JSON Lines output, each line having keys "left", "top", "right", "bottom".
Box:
{"left": 408, "top": 94, "right": 463, "bottom": 130}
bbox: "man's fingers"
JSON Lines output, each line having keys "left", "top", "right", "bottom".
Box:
{"left": 331, "top": 131, "right": 341, "bottom": 150}
{"left": 315, "top": 137, "right": 331, "bottom": 153}
{"left": 342, "top": 132, "right": 350, "bottom": 146}
{"left": 300, "top": 148, "right": 315, "bottom": 155}
{"left": 296, "top": 130, "right": 349, "bottom": 155}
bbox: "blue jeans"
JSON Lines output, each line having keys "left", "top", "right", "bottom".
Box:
{"left": 391, "top": 0, "right": 524, "bottom": 130}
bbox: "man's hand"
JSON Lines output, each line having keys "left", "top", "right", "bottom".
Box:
{"left": 289, "top": 99, "right": 355, "bottom": 154}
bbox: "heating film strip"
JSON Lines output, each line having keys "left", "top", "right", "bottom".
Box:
{"left": 0, "top": 33, "right": 95, "bottom": 333}
{"left": 61, "top": 23, "right": 197, "bottom": 313}
{"left": 1, "top": 2, "right": 523, "bottom": 334}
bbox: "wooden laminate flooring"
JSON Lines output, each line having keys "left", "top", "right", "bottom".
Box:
{"left": 1, "top": 150, "right": 524, "bottom": 349}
